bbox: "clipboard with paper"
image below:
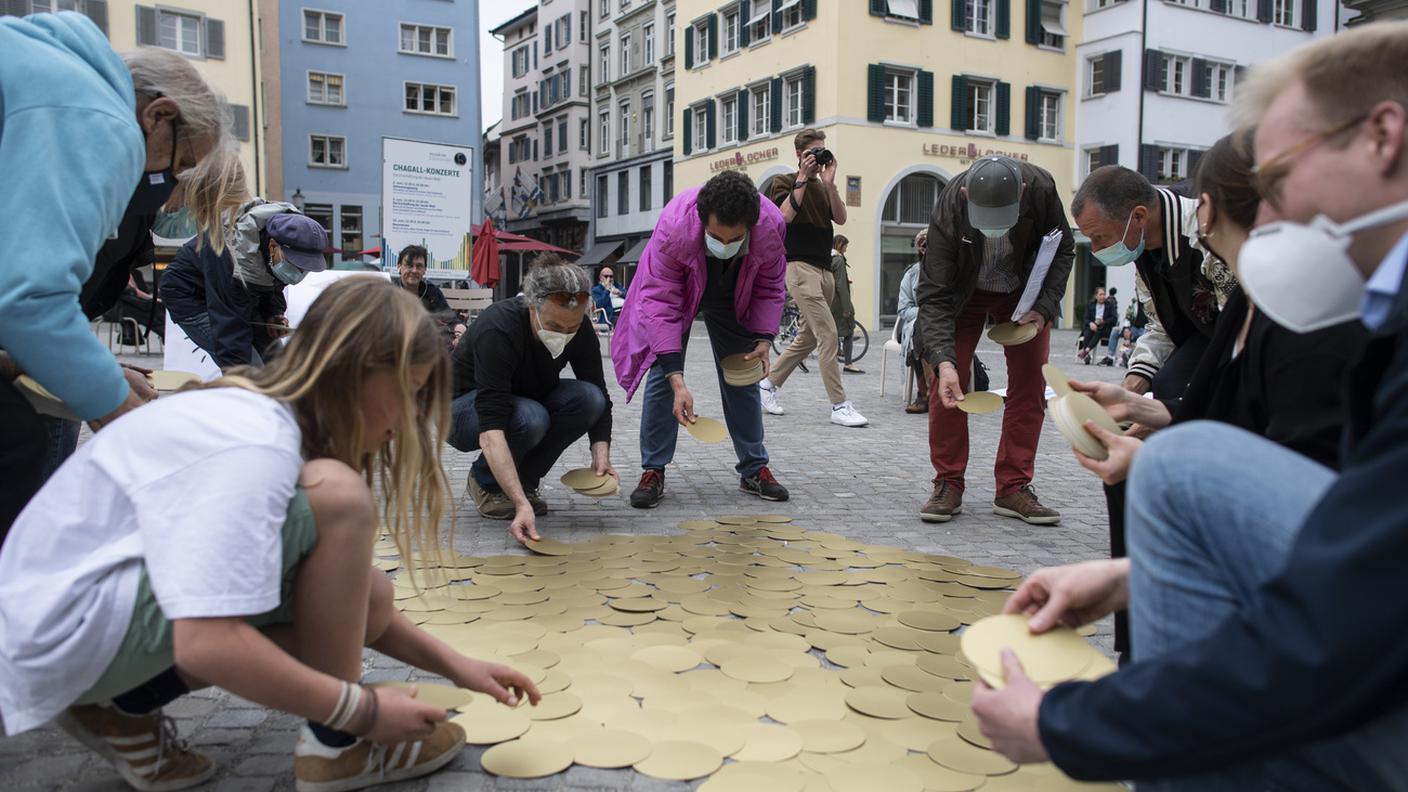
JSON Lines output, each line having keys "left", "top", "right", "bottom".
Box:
{"left": 1010, "top": 228, "right": 1065, "bottom": 322}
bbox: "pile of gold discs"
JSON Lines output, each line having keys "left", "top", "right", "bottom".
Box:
{"left": 560, "top": 468, "right": 620, "bottom": 499}
{"left": 377, "top": 516, "right": 1118, "bottom": 791}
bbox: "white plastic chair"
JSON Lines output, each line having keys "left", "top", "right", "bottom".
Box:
{"left": 880, "top": 321, "right": 914, "bottom": 402}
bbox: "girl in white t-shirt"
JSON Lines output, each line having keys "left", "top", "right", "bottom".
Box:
{"left": 0, "top": 277, "right": 541, "bottom": 792}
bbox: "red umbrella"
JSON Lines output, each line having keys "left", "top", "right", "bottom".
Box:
{"left": 471, "top": 217, "right": 502, "bottom": 288}
{"left": 497, "top": 239, "right": 578, "bottom": 255}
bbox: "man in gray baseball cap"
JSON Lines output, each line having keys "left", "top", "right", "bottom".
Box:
{"left": 915, "top": 155, "right": 1075, "bottom": 527}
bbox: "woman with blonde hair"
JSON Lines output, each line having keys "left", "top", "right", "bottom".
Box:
{"left": 0, "top": 278, "right": 540, "bottom": 792}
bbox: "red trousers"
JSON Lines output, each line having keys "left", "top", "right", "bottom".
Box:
{"left": 928, "top": 289, "right": 1050, "bottom": 497}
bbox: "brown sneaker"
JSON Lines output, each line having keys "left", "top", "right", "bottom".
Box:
{"left": 467, "top": 475, "right": 515, "bottom": 520}
{"left": 56, "top": 704, "right": 215, "bottom": 792}
{"left": 920, "top": 481, "right": 962, "bottom": 523}
{"left": 993, "top": 485, "right": 1062, "bottom": 525}
{"left": 293, "top": 720, "right": 465, "bottom": 792}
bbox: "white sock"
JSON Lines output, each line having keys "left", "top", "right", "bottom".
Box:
{"left": 760, "top": 380, "right": 776, "bottom": 392}
{"left": 832, "top": 401, "right": 850, "bottom": 410}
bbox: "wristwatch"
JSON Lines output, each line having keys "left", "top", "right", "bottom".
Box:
{"left": 792, "top": 180, "right": 808, "bottom": 190}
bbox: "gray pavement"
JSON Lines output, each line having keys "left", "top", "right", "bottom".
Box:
{"left": 3, "top": 326, "right": 1129, "bottom": 792}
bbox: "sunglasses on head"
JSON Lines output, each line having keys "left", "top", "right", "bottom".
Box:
{"left": 543, "top": 291, "right": 590, "bottom": 308}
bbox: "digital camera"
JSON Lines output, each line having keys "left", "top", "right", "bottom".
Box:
{"left": 808, "top": 147, "right": 834, "bottom": 168}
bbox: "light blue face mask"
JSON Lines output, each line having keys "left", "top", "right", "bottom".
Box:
{"left": 271, "top": 259, "right": 307, "bottom": 285}
{"left": 151, "top": 208, "right": 197, "bottom": 240}
{"left": 706, "top": 231, "right": 746, "bottom": 260}
{"left": 1093, "top": 209, "right": 1146, "bottom": 267}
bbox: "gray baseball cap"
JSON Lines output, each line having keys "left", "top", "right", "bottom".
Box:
{"left": 965, "top": 156, "right": 1022, "bottom": 234}
{"left": 267, "top": 212, "right": 329, "bottom": 272}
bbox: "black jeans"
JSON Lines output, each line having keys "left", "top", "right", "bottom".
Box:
{"left": 0, "top": 379, "right": 48, "bottom": 542}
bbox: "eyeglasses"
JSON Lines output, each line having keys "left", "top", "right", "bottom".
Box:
{"left": 1251, "top": 113, "right": 1367, "bottom": 207}
{"left": 543, "top": 290, "right": 589, "bottom": 308}
{"left": 601, "top": 274, "right": 614, "bottom": 280}
{"left": 402, "top": 261, "right": 427, "bottom": 271}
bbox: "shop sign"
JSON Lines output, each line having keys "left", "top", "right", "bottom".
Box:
{"left": 922, "top": 141, "right": 1030, "bottom": 162}
{"left": 709, "top": 147, "right": 782, "bottom": 172}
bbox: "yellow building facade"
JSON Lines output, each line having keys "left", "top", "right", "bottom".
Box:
{"left": 673, "top": 0, "right": 1080, "bottom": 327}
{"left": 103, "top": 1, "right": 266, "bottom": 194}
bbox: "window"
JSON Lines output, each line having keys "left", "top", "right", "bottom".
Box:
{"left": 404, "top": 82, "right": 455, "bottom": 116}
{"left": 309, "top": 134, "right": 346, "bottom": 167}
{"left": 157, "top": 10, "right": 201, "bottom": 56}
{"left": 664, "top": 161, "right": 674, "bottom": 200}
{"left": 599, "top": 110, "right": 610, "bottom": 155}
{"left": 967, "top": 79, "right": 994, "bottom": 133}
{"left": 600, "top": 0, "right": 609, "bottom": 19}
{"left": 1210, "top": 62, "right": 1233, "bottom": 103}
{"left": 580, "top": 119, "right": 589, "bottom": 149}
{"left": 884, "top": 0, "right": 921, "bottom": 19}
{"left": 544, "top": 123, "right": 554, "bottom": 156}
{"left": 746, "top": 3, "right": 771, "bottom": 44}
{"left": 693, "top": 106, "right": 708, "bottom": 151}
{"left": 666, "top": 12, "right": 676, "bottom": 55}
{"left": 665, "top": 85, "right": 675, "bottom": 136}
{"left": 580, "top": 171, "right": 588, "bottom": 199}
{"left": 558, "top": 118, "right": 569, "bottom": 153}
{"left": 308, "top": 72, "right": 344, "bottom": 105}
{"left": 511, "top": 91, "right": 531, "bottom": 120}
{"left": 780, "top": 0, "right": 805, "bottom": 29}
{"left": 618, "top": 171, "right": 630, "bottom": 215}
{"left": 399, "top": 23, "right": 451, "bottom": 57}
{"left": 1272, "top": 0, "right": 1297, "bottom": 26}
{"left": 580, "top": 65, "right": 590, "bottom": 96}
{"left": 561, "top": 166, "right": 572, "bottom": 199}
{"left": 1093, "top": 0, "right": 1119, "bottom": 7}
{"left": 1039, "top": 1, "right": 1067, "bottom": 48}
{"left": 884, "top": 69, "right": 914, "bottom": 124}
{"left": 1086, "top": 148, "right": 1104, "bottom": 177}
{"left": 1038, "top": 91, "right": 1061, "bottom": 141}
{"left": 693, "top": 20, "right": 710, "bottom": 65}
{"left": 1220, "top": 0, "right": 1256, "bottom": 18}
{"left": 722, "top": 7, "right": 740, "bottom": 54}
{"left": 304, "top": 204, "right": 334, "bottom": 241}
{"left": 640, "top": 166, "right": 652, "bottom": 212}
{"left": 644, "top": 23, "right": 655, "bottom": 63}
{"left": 750, "top": 84, "right": 770, "bottom": 137}
{"left": 599, "top": 44, "right": 610, "bottom": 84}
{"left": 1160, "top": 54, "right": 1191, "bottom": 96}
{"left": 1157, "top": 147, "right": 1192, "bottom": 181}
{"left": 1087, "top": 55, "right": 1107, "bottom": 96}
{"left": 340, "top": 206, "right": 362, "bottom": 254}
{"left": 964, "top": 0, "right": 993, "bottom": 35}
{"left": 303, "top": 10, "right": 343, "bottom": 45}
{"left": 581, "top": 10, "right": 588, "bottom": 41}
{"left": 620, "top": 32, "right": 632, "bottom": 74}
{"left": 642, "top": 92, "right": 656, "bottom": 149}
{"left": 784, "top": 73, "right": 805, "bottom": 128}
{"left": 721, "top": 94, "right": 738, "bottom": 143}
{"left": 619, "top": 100, "right": 632, "bottom": 155}
{"left": 881, "top": 172, "right": 943, "bottom": 224}
{"left": 597, "top": 174, "right": 608, "bottom": 218}
{"left": 512, "top": 46, "right": 530, "bottom": 77}
{"left": 555, "top": 15, "right": 570, "bottom": 47}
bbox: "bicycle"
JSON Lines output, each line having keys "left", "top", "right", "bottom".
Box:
{"left": 770, "top": 296, "right": 870, "bottom": 370}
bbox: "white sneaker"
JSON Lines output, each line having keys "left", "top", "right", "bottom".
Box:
{"left": 759, "top": 383, "right": 785, "bottom": 415}
{"left": 830, "top": 402, "right": 869, "bottom": 427}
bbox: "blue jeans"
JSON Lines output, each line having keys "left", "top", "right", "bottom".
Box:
{"left": 639, "top": 314, "right": 768, "bottom": 478}
{"left": 1127, "top": 421, "right": 1408, "bottom": 791}
{"left": 448, "top": 380, "right": 606, "bottom": 492}
{"left": 38, "top": 414, "right": 80, "bottom": 480}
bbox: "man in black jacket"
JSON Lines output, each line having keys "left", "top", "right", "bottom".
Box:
{"left": 391, "top": 244, "right": 451, "bottom": 314}
{"left": 971, "top": 23, "right": 1408, "bottom": 788}
{"left": 917, "top": 156, "right": 1073, "bottom": 526}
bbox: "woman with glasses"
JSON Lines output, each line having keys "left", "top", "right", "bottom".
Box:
{"left": 446, "top": 254, "right": 617, "bottom": 544}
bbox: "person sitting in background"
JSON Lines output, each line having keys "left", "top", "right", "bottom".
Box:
{"left": 591, "top": 266, "right": 626, "bottom": 326}
{"left": 1102, "top": 297, "right": 1147, "bottom": 366}
{"left": 161, "top": 204, "right": 328, "bottom": 368}
{"left": 831, "top": 235, "right": 863, "bottom": 374}
{"left": 391, "top": 245, "right": 450, "bottom": 314}
{"left": 1077, "top": 287, "right": 1117, "bottom": 363}
{"left": 448, "top": 255, "right": 617, "bottom": 544}
{"left": 896, "top": 228, "right": 930, "bottom": 413}
{"left": 111, "top": 273, "right": 164, "bottom": 346}
{"left": 611, "top": 170, "right": 789, "bottom": 509}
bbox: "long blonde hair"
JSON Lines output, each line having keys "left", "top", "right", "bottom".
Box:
{"left": 210, "top": 278, "right": 451, "bottom": 566}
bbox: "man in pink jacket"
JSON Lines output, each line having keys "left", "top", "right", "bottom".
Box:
{"left": 611, "top": 171, "right": 789, "bottom": 508}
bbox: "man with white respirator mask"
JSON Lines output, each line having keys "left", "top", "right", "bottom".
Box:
{"left": 448, "top": 254, "right": 616, "bottom": 543}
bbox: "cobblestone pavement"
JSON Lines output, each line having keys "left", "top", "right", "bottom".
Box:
{"left": 4, "top": 327, "right": 1129, "bottom": 792}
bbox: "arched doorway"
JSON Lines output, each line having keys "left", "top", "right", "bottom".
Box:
{"left": 874, "top": 167, "right": 950, "bottom": 325}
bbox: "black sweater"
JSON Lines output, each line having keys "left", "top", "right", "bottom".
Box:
{"left": 452, "top": 297, "right": 612, "bottom": 444}
{"left": 158, "top": 238, "right": 286, "bottom": 367}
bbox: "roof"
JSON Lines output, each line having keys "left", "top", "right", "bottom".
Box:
{"left": 489, "top": 6, "right": 537, "bottom": 36}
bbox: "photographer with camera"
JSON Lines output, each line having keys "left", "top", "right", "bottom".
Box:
{"left": 759, "top": 129, "right": 868, "bottom": 428}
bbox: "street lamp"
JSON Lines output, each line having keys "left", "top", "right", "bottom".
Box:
{"left": 291, "top": 188, "right": 305, "bottom": 212}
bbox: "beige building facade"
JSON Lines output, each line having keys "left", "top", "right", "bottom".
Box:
{"left": 673, "top": 0, "right": 1082, "bottom": 327}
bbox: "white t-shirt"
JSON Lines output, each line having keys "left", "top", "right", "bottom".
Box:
{"left": 1095, "top": 303, "right": 1106, "bottom": 322}
{"left": 0, "top": 388, "right": 304, "bottom": 734}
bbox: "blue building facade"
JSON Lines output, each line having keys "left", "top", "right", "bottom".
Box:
{"left": 269, "top": 0, "right": 481, "bottom": 264}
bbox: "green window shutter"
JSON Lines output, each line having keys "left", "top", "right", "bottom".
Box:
{"left": 803, "top": 0, "right": 818, "bottom": 20}
{"left": 995, "top": 81, "right": 1011, "bottom": 135}
{"left": 870, "top": 0, "right": 887, "bottom": 14}
{"left": 740, "top": 0, "right": 752, "bottom": 45}
{"left": 917, "top": 70, "right": 934, "bottom": 127}
{"left": 737, "top": 89, "right": 749, "bottom": 139}
{"left": 1144, "top": 49, "right": 1163, "bottom": 91}
{"left": 85, "top": 1, "right": 110, "bottom": 36}
{"left": 683, "top": 107, "right": 693, "bottom": 154}
{"left": 684, "top": 25, "right": 694, "bottom": 68}
{"left": 708, "top": 14, "right": 718, "bottom": 59}
{"left": 1025, "top": 0, "right": 1041, "bottom": 43}
{"left": 770, "top": 77, "right": 783, "bottom": 132}
{"left": 951, "top": 75, "right": 969, "bottom": 130}
{"left": 706, "top": 101, "right": 716, "bottom": 149}
{"left": 996, "top": 0, "right": 1011, "bottom": 38}
{"left": 920, "top": 0, "right": 934, "bottom": 23}
{"left": 951, "top": 0, "right": 965, "bottom": 30}
{"left": 135, "top": 5, "right": 158, "bottom": 45}
{"left": 1302, "top": 0, "right": 1317, "bottom": 30}
{"left": 772, "top": 0, "right": 784, "bottom": 34}
{"left": 867, "top": 64, "right": 886, "bottom": 123}
{"left": 1024, "top": 86, "right": 1040, "bottom": 140}
{"left": 802, "top": 66, "right": 816, "bottom": 125}
{"left": 204, "top": 18, "right": 225, "bottom": 59}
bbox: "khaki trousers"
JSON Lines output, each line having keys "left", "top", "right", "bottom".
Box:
{"left": 769, "top": 260, "right": 847, "bottom": 404}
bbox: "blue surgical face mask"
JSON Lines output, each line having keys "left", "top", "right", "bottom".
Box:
{"left": 706, "top": 231, "right": 746, "bottom": 260}
{"left": 271, "top": 259, "right": 307, "bottom": 285}
{"left": 1092, "top": 210, "right": 1146, "bottom": 267}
